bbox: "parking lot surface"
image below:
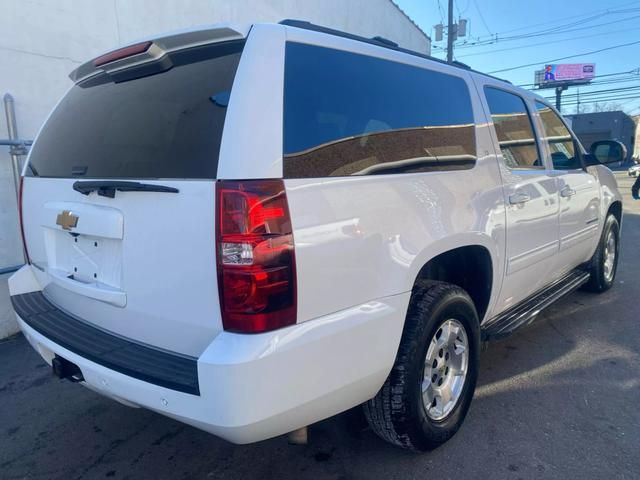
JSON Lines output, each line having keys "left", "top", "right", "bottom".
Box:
{"left": 1, "top": 173, "right": 639, "bottom": 480}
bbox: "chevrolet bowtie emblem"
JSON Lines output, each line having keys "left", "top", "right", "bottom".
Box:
{"left": 56, "top": 210, "right": 79, "bottom": 231}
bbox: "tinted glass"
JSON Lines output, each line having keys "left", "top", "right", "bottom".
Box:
{"left": 283, "top": 43, "right": 477, "bottom": 178}
{"left": 484, "top": 87, "right": 541, "bottom": 169}
{"left": 535, "top": 101, "right": 580, "bottom": 170}
{"left": 27, "top": 41, "right": 244, "bottom": 179}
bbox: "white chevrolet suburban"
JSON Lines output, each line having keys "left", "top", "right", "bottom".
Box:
{"left": 9, "top": 21, "right": 624, "bottom": 451}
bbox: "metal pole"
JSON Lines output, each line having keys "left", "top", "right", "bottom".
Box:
{"left": 3, "top": 94, "right": 22, "bottom": 204}
{"left": 555, "top": 85, "right": 569, "bottom": 113}
{"left": 3, "top": 93, "right": 27, "bottom": 264}
{"left": 447, "top": 0, "right": 454, "bottom": 63}
{"left": 555, "top": 86, "right": 563, "bottom": 113}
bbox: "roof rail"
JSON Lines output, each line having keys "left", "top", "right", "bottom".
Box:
{"left": 371, "top": 36, "right": 398, "bottom": 48}
{"left": 279, "top": 19, "right": 511, "bottom": 85}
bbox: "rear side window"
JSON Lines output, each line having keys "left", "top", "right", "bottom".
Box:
{"left": 484, "top": 87, "right": 541, "bottom": 169}
{"left": 27, "top": 41, "right": 244, "bottom": 179}
{"left": 283, "top": 43, "right": 477, "bottom": 178}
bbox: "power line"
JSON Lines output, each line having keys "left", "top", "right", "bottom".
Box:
{"left": 458, "top": 0, "right": 471, "bottom": 15}
{"left": 478, "top": 0, "right": 640, "bottom": 38}
{"left": 454, "top": 11, "right": 640, "bottom": 50}
{"left": 488, "top": 40, "right": 640, "bottom": 74}
{"left": 552, "top": 95, "right": 640, "bottom": 104}
{"left": 472, "top": 0, "right": 492, "bottom": 36}
{"left": 527, "top": 76, "right": 640, "bottom": 89}
{"left": 431, "top": 11, "right": 640, "bottom": 55}
{"left": 456, "top": 28, "right": 629, "bottom": 59}
{"left": 547, "top": 89, "right": 640, "bottom": 103}
{"left": 460, "top": 1, "right": 640, "bottom": 45}
{"left": 538, "top": 77, "right": 640, "bottom": 90}
{"left": 553, "top": 80, "right": 640, "bottom": 93}
{"left": 531, "top": 76, "right": 640, "bottom": 92}
{"left": 543, "top": 87, "right": 640, "bottom": 103}
{"left": 559, "top": 94, "right": 640, "bottom": 106}
{"left": 544, "top": 85, "right": 640, "bottom": 101}
{"left": 436, "top": 0, "right": 446, "bottom": 25}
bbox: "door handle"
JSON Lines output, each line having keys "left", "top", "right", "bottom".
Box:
{"left": 509, "top": 191, "right": 531, "bottom": 204}
{"left": 560, "top": 185, "right": 576, "bottom": 198}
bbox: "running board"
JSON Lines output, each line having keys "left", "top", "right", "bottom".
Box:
{"left": 482, "top": 269, "right": 590, "bottom": 340}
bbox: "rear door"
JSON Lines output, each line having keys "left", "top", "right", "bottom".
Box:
{"left": 21, "top": 37, "right": 245, "bottom": 356}
{"left": 480, "top": 85, "right": 560, "bottom": 311}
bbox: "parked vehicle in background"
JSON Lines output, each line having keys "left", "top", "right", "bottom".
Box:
{"left": 8, "top": 20, "right": 624, "bottom": 451}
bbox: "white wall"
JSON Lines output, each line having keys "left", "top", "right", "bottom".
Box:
{"left": 0, "top": 0, "right": 429, "bottom": 270}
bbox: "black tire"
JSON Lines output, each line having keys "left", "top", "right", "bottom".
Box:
{"left": 364, "top": 281, "right": 480, "bottom": 451}
{"left": 583, "top": 214, "right": 620, "bottom": 293}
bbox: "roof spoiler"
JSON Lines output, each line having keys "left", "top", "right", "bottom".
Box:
{"left": 69, "top": 24, "right": 249, "bottom": 83}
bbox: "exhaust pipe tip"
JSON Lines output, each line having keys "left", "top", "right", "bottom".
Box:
{"left": 287, "top": 426, "right": 308, "bottom": 446}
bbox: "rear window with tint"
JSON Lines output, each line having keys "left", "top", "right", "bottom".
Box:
{"left": 283, "top": 43, "right": 477, "bottom": 178}
{"left": 27, "top": 41, "right": 244, "bottom": 179}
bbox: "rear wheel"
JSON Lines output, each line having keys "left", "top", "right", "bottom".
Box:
{"left": 364, "top": 281, "right": 479, "bottom": 451}
{"left": 583, "top": 214, "right": 620, "bottom": 293}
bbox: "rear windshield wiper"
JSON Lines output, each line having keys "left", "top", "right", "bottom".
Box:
{"left": 73, "top": 180, "right": 179, "bottom": 198}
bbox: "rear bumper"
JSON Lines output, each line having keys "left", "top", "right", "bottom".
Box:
{"left": 10, "top": 265, "right": 407, "bottom": 444}
{"left": 11, "top": 291, "right": 199, "bottom": 395}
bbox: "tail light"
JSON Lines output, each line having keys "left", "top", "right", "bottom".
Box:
{"left": 93, "top": 41, "right": 152, "bottom": 67}
{"left": 216, "top": 179, "right": 296, "bottom": 333}
{"left": 18, "top": 176, "right": 31, "bottom": 264}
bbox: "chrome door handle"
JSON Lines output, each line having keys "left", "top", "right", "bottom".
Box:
{"left": 509, "top": 192, "right": 531, "bottom": 204}
{"left": 560, "top": 186, "right": 576, "bottom": 198}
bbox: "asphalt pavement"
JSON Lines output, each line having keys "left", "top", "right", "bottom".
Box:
{"left": 1, "top": 173, "right": 639, "bottom": 480}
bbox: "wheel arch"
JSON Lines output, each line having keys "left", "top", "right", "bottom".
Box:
{"left": 411, "top": 244, "right": 495, "bottom": 322}
{"left": 608, "top": 200, "right": 622, "bottom": 226}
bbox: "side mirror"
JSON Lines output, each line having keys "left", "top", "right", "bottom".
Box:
{"left": 587, "top": 140, "right": 627, "bottom": 166}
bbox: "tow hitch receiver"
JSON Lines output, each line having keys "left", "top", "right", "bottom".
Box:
{"left": 52, "top": 355, "right": 84, "bottom": 383}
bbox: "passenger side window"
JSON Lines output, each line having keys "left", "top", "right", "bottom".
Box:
{"left": 283, "top": 43, "right": 477, "bottom": 178}
{"left": 535, "top": 102, "right": 581, "bottom": 170}
{"left": 484, "top": 87, "right": 541, "bottom": 169}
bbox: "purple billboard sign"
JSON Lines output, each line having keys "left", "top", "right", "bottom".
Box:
{"left": 543, "top": 63, "right": 595, "bottom": 83}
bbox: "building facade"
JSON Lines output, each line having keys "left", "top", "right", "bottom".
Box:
{"left": 566, "top": 111, "right": 636, "bottom": 165}
{"left": 0, "top": 0, "right": 430, "bottom": 271}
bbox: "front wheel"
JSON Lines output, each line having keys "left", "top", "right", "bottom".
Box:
{"left": 583, "top": 214, "right": 620, "bottom": 293}
{"left": 363, "top": 281, "right": 480, "bottom": 451}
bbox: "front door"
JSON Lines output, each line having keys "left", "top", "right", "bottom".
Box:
{"left": 534, "top": 101, "right": 601, "bottom": 275}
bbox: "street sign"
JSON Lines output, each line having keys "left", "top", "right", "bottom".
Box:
{"left": 535, "top": 63, "right": 595, "bottom": 89}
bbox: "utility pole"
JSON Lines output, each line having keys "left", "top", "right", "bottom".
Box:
{"left": 555, "top": 85, "right": 567, "bottom": 113}
{"left": 434, "top": 2, "right": 465, "bottom": 63}
{"left": 447, "top": 0, "right": 454, "bottom": 63}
